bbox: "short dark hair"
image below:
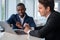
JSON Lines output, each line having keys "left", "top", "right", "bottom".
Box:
{"left": 38, "top": 0, "right": 54, "bottom": 11}
{"left": 17, "top": 3, "right": 26, "bottom": 8}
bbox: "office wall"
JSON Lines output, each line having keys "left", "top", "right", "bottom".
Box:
{"left": 24, "top": 0, "right": 34, "bottom": 17}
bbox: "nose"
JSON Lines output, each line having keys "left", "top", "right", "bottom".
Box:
{"left": 19, "top": 10, "right": 22, "bottom": 13}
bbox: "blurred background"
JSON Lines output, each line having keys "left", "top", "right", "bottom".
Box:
{"left": 0, "top": 0, "right": 60, "bottom": 26}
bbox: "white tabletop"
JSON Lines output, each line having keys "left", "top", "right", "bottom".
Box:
{"left": 0, "top": 32, "right": 45, "bottom": 40}
{"left": 0, "top": 32, "right": 5, "bottom": 38}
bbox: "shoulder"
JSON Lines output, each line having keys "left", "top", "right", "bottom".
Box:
{"left": 49, "top": 11, "right": 60, "bottom": 22}
{"left": 11, "top": 14, "right": 18, "bottom": 16}
{"left": 53, "top": 11, "right": 60, "bottom": 18}
{"left": 25, "top": 14, "right": 34, "bottom": 20}
{"left": 50, "top": 11, "right": 60, "bottom": 18}
{"left": 11, "top": 14, "right": 18, "bottom": 17}
{"left": 27, "top": 16, "right": 33, "bottom": 20}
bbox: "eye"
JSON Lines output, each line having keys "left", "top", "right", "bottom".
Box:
{"left": 39, "top": 7, "right": 42, "bottom": 9}
{"left": 17, "top": 9, "right": 20, "bottom": 11}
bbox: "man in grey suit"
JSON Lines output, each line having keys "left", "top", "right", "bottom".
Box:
{"left": 24, "top": 0, "right": 60, "bottom": 40}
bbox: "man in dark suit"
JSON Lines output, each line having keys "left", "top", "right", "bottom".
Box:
{"left": 7, "top": 3, "right": 36, "bottom": 29}
{"left": 24, "top": 0, "right": 60, "bottom": 40}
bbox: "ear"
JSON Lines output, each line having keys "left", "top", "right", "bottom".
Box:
{"left": 46, "top": 7, "right": 50, "bottom": 12}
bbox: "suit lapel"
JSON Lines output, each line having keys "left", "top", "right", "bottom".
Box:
{"left": 23, "top": 14, "right": 28, "bottom": 25}
{"left": 46, "top": 11, "right": 54, "bottom": 24}
{"left": 16, "top": 14, "right": 21, "bottom": 23}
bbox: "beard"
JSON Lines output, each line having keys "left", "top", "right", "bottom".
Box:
{"left": 19, "top": 13, "right": 25, "bottom": 18}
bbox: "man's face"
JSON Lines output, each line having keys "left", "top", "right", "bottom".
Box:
{"left": 38, "top": 3, "right": 48, "bottom": 17}
{"left": 17, "top": 6, "right": 26, "bottom": 16}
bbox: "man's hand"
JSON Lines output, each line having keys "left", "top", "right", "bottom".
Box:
{"left": 16, "top": 22, "right": 22, "bottom": 28}
{"left": 24, "top": 23, "right": 31, "bottom": 33}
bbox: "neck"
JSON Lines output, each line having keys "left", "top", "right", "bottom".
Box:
{"left": 45, "top": 11, "right": 51, "bottom": 18}
{"left": 20, "top": 15, "right": 25, "bottom": 18}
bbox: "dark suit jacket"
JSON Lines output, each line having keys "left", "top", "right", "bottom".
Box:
{"left": 7, "top": 13, "right": 36, "bottom": 29}
{"left": 29, "top": 10, "right": 60, "bottom": 40}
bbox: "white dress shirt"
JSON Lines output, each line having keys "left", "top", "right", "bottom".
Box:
{"left": 19, "top": 15, "right": 25, "bottom": 24}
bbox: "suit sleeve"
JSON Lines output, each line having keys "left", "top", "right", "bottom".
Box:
{"left": 7, "top": 14, "right": 15, "bottom": 24}
{"left": 29, "top": 18, "right": 56, "bottom": 38}
{"left": 29, "top": 17, "right": 36, "bottom": 27}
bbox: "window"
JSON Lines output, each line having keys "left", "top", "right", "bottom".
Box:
{"left": 54, "top": 2, "right": 59, "bottom": 12}
{"left": 0, "top": 0, "right": 2, "bottom": 21}
{"left": 0, "top": 0, "right": 5, "bottom": 21}
{"left": 2, "top": 0, "right": 5, "bottom": 21}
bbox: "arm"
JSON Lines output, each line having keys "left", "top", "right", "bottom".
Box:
{"left": 35, "top": 26, "right": 44, "bottom": 30}
{"left": 7, "top": 14, "right": 15, "bottom": 24}
{"left": 29, "top": 18, "right": 56, "bottom": 38}
{"left": 29, "top": 18, "right": 36, "bottom": 27}
{"left": 7, "top": 14, "right": 16, "bottom": 27}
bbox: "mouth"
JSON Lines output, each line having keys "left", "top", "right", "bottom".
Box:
{"left": 20, "top": 13, "right": 23, "bottom": 15}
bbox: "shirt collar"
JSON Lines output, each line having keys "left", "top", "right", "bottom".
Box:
{"left": 19, "top": 15, "right": 26, "bottom": 19}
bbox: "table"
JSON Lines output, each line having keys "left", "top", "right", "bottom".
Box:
{"left": 0, "top": 32, "right": 45, "bottom": 40}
